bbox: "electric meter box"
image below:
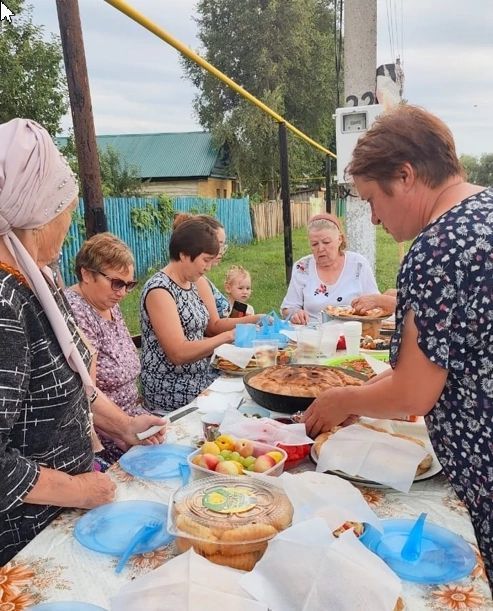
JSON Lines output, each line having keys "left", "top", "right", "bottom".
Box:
{"left": 335, "top": 104, "right": 383, "bottom": 183}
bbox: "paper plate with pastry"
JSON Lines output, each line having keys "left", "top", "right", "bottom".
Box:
{"left": 243, "top": 364, "right": 367, "bottom": 413}
{"left": 323, "top": 355, "right": 377, "bottom": 379}
{"left": 323, "top": 305, "right": 391, "bottom": 322}
{"left": 310, "top": 421, "right": 442, "bottom": 488}
{"left": 211, "top": 355, "right": 259, "bottom": 377}
{"left": 323, "top": 306, "right": 391, "bottom": 338}
{"left": 212, "top": 346, "right": 295, "bottom": 377}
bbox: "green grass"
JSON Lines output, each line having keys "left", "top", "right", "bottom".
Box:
{"left": 120, "top": 225, "right": 409, "bottom": 335}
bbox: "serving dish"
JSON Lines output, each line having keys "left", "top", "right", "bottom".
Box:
{"left": 211, "top": 346, "right": 294, "bottom": 377}
{"left": 310, "top": 446, "right": 442, "bottom": 488}
{"left": 322, "top": 306, "right": 391, "bottom": 338}
{"left": 359, "top": 348, "right": 390, "bottom": 357}
{"left": 310, "top": 418, "right": 442, "bottom": 488}
{"left": 243, "top": 365, "right": 367, "bottom": 413}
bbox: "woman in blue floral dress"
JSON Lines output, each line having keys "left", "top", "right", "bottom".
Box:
{"left": 303, "top": 105, "right": 493, "bottom": 590}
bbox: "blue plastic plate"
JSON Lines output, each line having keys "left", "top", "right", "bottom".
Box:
{"left": 74, "top": 500, "right": 173, "bottom": 555}
{"left": 29, "top": 603, "right": 106, "bottom": 610}
{"left": 360, "top": 519, "right": 476, "bottom": 584}
{"left": 119, "top": 443, "right": 194, "bottom": 480}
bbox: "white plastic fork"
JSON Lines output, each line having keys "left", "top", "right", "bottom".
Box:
{"left": 115, "top": 520, "right": 161, "bottom": 574}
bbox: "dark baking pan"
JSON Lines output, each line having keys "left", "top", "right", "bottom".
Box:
{"left": 243, "top": 365, "right": 367, "bottom": 414}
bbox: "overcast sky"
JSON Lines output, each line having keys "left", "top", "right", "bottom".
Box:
{"left": 28, "top": 0, "right": 493, "bottom": 157}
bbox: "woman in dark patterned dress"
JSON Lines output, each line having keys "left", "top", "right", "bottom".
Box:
{"left": 0, "top": 119, "right": 166, "bottom": 564}
{"left": 172, "top": 212, "right": 262, "bottom": 327}
{"left": 141, "top": 218, "right": 235, "bottom": 413}
{"left": 303, "top": 105, "right": 493, "bottom": 590}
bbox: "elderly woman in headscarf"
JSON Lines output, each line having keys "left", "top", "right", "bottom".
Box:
{"left": 0, "top": 118, "right": 166, "bottom": 565}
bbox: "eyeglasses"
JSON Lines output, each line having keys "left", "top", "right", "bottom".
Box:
{"left": 90, "top": 269, "right": 138, "bottom": 293}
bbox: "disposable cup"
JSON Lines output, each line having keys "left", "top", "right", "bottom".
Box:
{"left": 201, "top": 411, "right": 224, "bottom": 441}
{"left": 343, "top": 321, "right": 362, "bottom": 355}
{"left": 253, "top": 339, "right": 279, "bottom": 368}
{"left": 295, "top": 326, "right": 322, "bottom": 363}
{"left": 319, "top": 322, "right": 342, "bottom": 358}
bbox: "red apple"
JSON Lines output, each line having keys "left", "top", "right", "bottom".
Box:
{"left": 197, "top": 453, "right": 220, "bottom": 471}
{"left": 253, "top": 454, "right": 276, "bottom": 473}
{"left": 234, "top": 438, "right": 255, "bottom": 458}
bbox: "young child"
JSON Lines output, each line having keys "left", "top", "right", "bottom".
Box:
{"left": 224, "top": 265, "right": 255, "bottom": 316}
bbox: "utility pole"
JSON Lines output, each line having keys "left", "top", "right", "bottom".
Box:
{"left": 343, "top": 0, "right": 377, "bottom": 271}
{"left": 278, "top": 122, "right": 293, "bottom": 284}
{"left": 56, "top": 0, "right": 107, "bottom": 237}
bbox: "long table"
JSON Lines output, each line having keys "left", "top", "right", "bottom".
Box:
{"left": 6, "top": 387, "right": 493, "bottom": 610}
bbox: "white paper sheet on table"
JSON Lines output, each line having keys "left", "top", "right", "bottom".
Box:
{"left": 196, "top": 393, "right": 244, "bottom": 414}
{"left": 212, "top": 344, "right": 255, "bottom": 369}
{"left": 279, "top": 471, "right": 381, "bottom": 531}
{"left": 316, "top": 424, "right": 428, "bottom": 492}
{"left": 219, "top": 408, "right": 313, "bottom": 445}
{"left": 208, "top": 377, "right": 245, "bottom": 393}
{"left": 111, "top": 549, "right": 267, "bottom": 611}
{"left": 240, "top": 518, "right": 401, "bottom": 611}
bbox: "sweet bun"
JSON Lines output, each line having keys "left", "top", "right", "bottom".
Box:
{"left": 206, "top": 550, "right": 261, "bottom": 571}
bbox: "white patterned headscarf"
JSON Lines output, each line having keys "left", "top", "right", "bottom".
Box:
{"left": 0, "top": 118, "right": 96, "bottom": 399}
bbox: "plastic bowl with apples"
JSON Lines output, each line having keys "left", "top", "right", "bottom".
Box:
{"left": 188, "top": 435, "right": 287, "bottom": 480}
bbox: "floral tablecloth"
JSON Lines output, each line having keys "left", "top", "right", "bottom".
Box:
{"left": 5, "top": 390, "right": 493, "bottom": 611}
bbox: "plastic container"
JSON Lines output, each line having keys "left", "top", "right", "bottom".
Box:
{"left": 272, "top": 417, "right": 312, "bottom": 468}
{"left": 201, "top": 411, "right": 224, "bottom": 441}
{"left": 167, "top": 475, "right": 293, "bottom": 571}
{"left": 277, "top": 442, "right": 311, "bottom": 468}
{"left": 188, "top": 439, "right": 287, "bottom": 480}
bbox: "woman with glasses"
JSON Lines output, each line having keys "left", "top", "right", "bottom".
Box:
{"left": 65, "top": 232, "right": 148, "bottom": 462}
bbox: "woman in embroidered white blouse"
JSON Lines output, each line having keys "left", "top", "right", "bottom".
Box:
{"left": 281, "top": 213, "right": 381, "bottom": 324}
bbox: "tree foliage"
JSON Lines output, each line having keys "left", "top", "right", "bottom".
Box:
{"left": 59, "top": 135, "right": 142, "bottom": 197}
{"left": 182, "top": 0, "right": 340, "bottom": 198}
{"left": 98, "top": 146, "right": 143, "bottom": 197}
{"left": 460, "top": 154, "right": 493, "bottom": 187}
{"left": 0, "top": 0, "right": 68, "bottom": 135}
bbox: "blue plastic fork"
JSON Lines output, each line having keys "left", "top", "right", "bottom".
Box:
{"left": 400, "top": 512, "right": 427, "bottom": 562}
{"left": 115, "top": 520, "right": 161, "bottom": 574}
{"left": 179, "top": 461, "right": 190, "bottom": 485}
